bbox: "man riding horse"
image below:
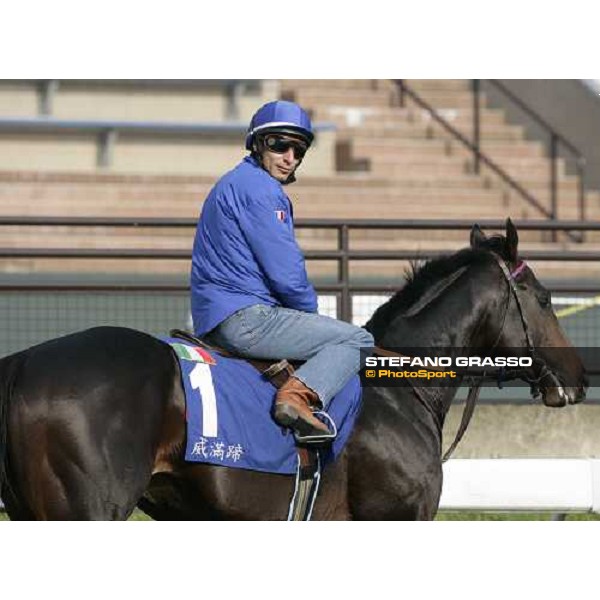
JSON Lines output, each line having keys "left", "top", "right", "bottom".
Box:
{"left": 190, "top": 100, "right": 374, "bottom": 439}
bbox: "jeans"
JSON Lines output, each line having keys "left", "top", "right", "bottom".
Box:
{"left": 205, "top": 304, "right": 374, "bottom": 407}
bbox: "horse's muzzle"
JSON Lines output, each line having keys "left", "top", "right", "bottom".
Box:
{"left": 540, "top": 371, "right": 588, "bottom": 407}
{"left": 527, "top": 358, "right": 587, "bottom": 407}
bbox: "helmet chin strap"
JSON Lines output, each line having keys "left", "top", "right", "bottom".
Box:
{"left": 251, "top": 135, "right": 301, "bottom": 186}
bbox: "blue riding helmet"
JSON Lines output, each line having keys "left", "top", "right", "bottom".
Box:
{"left": 245, "top": 100, "right": 314, "bottom": 151}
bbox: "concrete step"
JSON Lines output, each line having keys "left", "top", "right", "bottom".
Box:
{"left": 0, "top": 257, "right": 189, "bottom": 276}
{"left": 350, "top": 138, "right": 545, "bottom": 160}
{"left": 315, "top": 107, "right": 410, "bottom": 128}
{"left": 311, "top": 261, "right": 600, "bottom": 283}
{"left": 312, "top": 104, "right": 509, "bottom": 131}
{"left": 3, "top": 225, "right": 597, "bottom": 252}
{"left": 368, "top": 159, "right": 477, "bottom": 177}
{"left": 483, "top": 177, "right": 575, "bottom": 205}
{"left": 0, "top": 169, "right": 594, "bottom": 229}
{"left": 4, "top": 256, "right": 593, "bottom": 281}
{"left": 476, "top": 160, "right": 571, "bottom": 181}
{"left": 293, "top": 82, "right": 477, "bottom": 111}
{"left": 485, "top": 186, "right": 581, "bottom": 212}
{"left": 287, "top": 88, "right": 398, "bottom": 109}
{"left": 0, "top": 227, "right": 194, "bottom": 249}
{"left": 0, "top": 171, "right": 406, "bottom": 192}
{"left": 408, "top": 106, "right": 508, "bottom": 128}
{"left": 0, "top": 171, "right": 497, "bottom": 213}
{"left": 490, "top": 176, "right": 579, "bottom": 194}
{"left": 304, "top": 189, "right": 563, "bottom": 221}
{"left": 296, "top": 206, "right": 536, "bottom": 222}
{"left": 318, "top": 184, "right": 504, "bottom": 202}
{"left": 281, "top": 79, "right": 393, "bottom": 92}
{"left": 0, "top": 199, "right": 204, "bottom": 218}
{"left": 338, "top": 121, "right": 525, "bottom": 142}
{"left": 292, "top": 187, "right": 504, "bottom": 202}
{"left": 0, "top": 188, "right": 587, "bottom": 228}
{"left": 0, "top": 196, "right": 516, "bottom": 221}
{"left": 405, "top": 79, "right": 471, "bottom": 92}
{"left": 3, "top": 245, "right": 596, "bottom": 281}
{"left": 304, "top": 174, "right": 488, "bottom": 189}
{"left": 0, "top": 80, "right": 272, "bottom": 124}
{"left": 0, "top": 169, "right": 493, "bottom": 198}
{"left": 305, "top": 237, "right": 600, "bottom": 253}
{"left": 6, "top": 214, "right": 571, "bottom": 249}
{"left": 402, "top": 91, "right": 487, "bottom": 111}
{"left": 0, "top": 195, "right": 524, "bottom": 223}
{"left": 284, "top": 79, "right": 473, "bottom": 97}
{"left": 358, "top": 155, "right": 554, "bottom": 179}
{"left": 298, "top": 195, "right": 510, "bottom": 211}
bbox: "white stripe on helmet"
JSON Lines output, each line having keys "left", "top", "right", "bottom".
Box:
{"left": 249, "top": 121, "right": 308, "bottom": 136}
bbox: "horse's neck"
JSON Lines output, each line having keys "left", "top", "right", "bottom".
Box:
{"left": 411, "top": 376, "right": 461, "bottom": 431}
{"left": 378, "top": 286, "right": 495, "bottom": 424}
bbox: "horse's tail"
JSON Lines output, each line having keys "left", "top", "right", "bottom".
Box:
{"left": 0, "top": 350, "right": 26, "bottom": 501}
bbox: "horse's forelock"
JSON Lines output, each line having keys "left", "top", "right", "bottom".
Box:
{"left": 478, "top": 234, "right": 512, "bottom": 262}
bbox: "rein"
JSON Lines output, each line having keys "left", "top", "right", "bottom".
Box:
{"left": 372, "top": 255, "right": 540, "bottom": 462}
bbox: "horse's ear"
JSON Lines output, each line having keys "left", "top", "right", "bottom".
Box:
{"left": 470, "top": 224, "right": 486, "bottom": 249}
{"left": 505, "top": 218, "right": 519, "bottom": 263}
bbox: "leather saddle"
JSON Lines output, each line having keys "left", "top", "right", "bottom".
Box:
{"left": 169, "top": 328, "right": 297, "bottom": 390}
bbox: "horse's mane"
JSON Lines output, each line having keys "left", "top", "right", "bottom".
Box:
{"left": 365, "top": 235, "right": 510, "bottom": 338}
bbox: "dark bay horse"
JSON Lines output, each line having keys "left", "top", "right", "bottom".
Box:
{"left": 0, "top": 221, "right": 588, "bottom": 519}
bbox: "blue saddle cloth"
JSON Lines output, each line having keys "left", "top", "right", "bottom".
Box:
{"left": 160, "top": 337, "right": 363, "bottom": 476}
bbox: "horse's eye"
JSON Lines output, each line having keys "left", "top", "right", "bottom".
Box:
{"left": 538, "top": 290, "right": 552, "bottom": 308}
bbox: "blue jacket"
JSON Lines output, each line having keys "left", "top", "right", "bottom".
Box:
{"left": 190, "top": 156, "right": 318, "bottom": 336}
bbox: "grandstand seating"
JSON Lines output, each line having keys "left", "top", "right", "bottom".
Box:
{"left": 0, "top": 79, "right": 598, "bottom": 284}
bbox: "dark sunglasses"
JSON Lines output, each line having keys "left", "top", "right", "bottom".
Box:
{"left": 263, "top": 135, "right": 308, "bottom": 159}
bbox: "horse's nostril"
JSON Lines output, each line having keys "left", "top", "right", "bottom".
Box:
{"left": 582, "top": 372, "right": 590, "bottom": 390}
{"left": 575, "top": 385, "right": 587, "bottom": 403}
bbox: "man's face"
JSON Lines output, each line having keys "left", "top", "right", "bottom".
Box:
{"left": 258, "top": 134, "right": 308, "bottom": 182}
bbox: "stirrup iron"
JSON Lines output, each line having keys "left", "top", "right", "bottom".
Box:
{"left": 294, "top": 411, "right": 338, "bottom": 445}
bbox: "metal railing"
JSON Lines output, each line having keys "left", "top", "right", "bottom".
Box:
{"left": 1, "top": 217, "right": 599, "bottom": 322}
{"left": 395, "top": 80, "right": 587, "bottom": 241}
{"left": 482, "top": 80, "right": 587, "bottom": 225}
{"left": 0, "top": 117, "right": 336, "bottom": 169}
{"left": 1, "top": 79, "right": 263, "bottom": 119}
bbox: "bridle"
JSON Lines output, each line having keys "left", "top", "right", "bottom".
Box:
{"left": 494, "top": 257, "right": 560, "bottom": 398}
{"left": 373, "top": 253, "right": 562, "bottom": 461}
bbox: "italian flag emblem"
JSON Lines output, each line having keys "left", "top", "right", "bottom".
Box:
{"left": 171, "top": 343, "right": 216, "bottom": 365}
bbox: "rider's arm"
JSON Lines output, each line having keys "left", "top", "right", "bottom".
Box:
{"left": 237, "top": 197, "right": 318, "bottom": 313}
